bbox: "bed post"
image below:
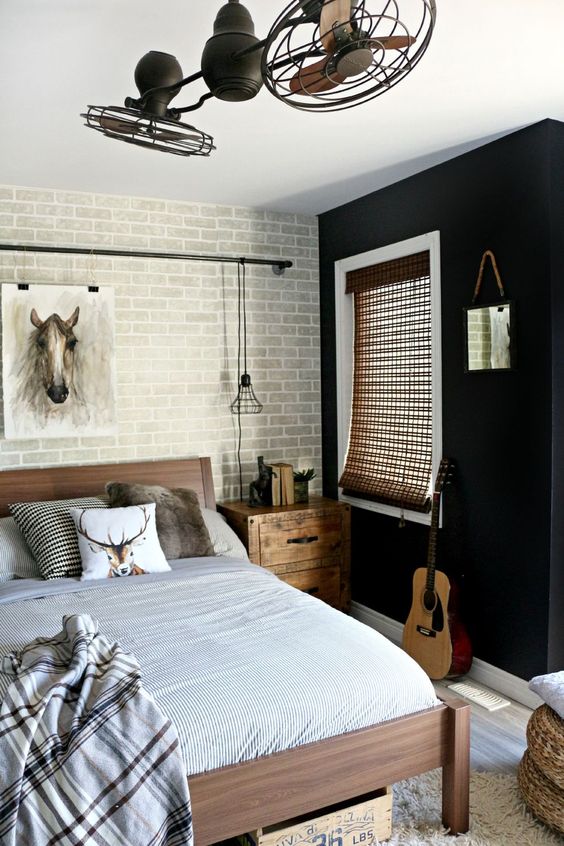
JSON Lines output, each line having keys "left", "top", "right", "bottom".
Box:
{"left": 441, "top": 697, "right": 470, "bottom": 834}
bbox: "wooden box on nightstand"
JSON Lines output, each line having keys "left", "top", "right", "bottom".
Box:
{"left": 217, "top": 497, "right": 351, "bottom": 612}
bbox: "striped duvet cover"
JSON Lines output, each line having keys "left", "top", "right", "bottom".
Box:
{"left": 0, "top": 558, "right": 440, "bottom": 775}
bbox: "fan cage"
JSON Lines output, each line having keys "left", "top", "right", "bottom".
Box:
{"left": 81, "top": 105, "right": 215, "bottom": 157}
{"left": 261, "top": 0, "right": 436, "bottom": 112}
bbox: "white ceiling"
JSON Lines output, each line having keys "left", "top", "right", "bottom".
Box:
{"left": 2, "top": 1, "right": 564, "bottom": 215}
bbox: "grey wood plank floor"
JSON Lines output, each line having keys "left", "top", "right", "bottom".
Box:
{"left": 434, "top": 680, "right": 532, "bottom": 774}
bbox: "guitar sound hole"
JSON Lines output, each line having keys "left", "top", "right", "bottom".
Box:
{"left": 423, "top": 590, "right": 436, "bottom": 612}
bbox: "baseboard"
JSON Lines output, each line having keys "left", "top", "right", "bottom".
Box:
{"left": 350, "top": 601, "right": 542, "bottom": 711}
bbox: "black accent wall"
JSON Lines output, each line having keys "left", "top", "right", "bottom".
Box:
{"left": 319, "top": 119, "right": 564, "bottom": 680}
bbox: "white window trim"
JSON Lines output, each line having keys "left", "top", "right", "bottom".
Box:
{"left": 335, "top": 231, "right": 442, "bottom": 526}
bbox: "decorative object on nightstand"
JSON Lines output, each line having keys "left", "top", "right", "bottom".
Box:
{"left": 269, "top": 462, "right": 294, "bottom": 505}
{"left": 293, "top": 468, "right": 316, "bottom": 503}
{"left": 217, "top": 497, "right": 351, "bottom": 612}
{"left": 248, "top": 456, "right": 273, "bottom": 507}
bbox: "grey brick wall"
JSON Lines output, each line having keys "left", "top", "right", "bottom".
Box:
{"left": 0, "top": 186, "right": 321, "bottom": 501}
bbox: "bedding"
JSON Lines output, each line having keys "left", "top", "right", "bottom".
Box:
{"left": 0, "top": 459, "right": 471, "bottom": 842}
{"left": 9, "top": 496, "right": 108, "bottom": 580}
{"left": 0, "top": 558, "right": 440, "bottom": 776}
{"left": 201, "top": 507, "right": 249, "bottom": 560}
{"left": 0, "top": 516, "right": 39, "bottom": 581}
{"left": 70, "top": 502, "right": 170, "bottom": 579}
{"left": 106, "top": 482, "right": 215, "bottom": 559}
{"left": 0, "top": 614, "right": 192, "bottom": 846}
{"left": 0, "top": 502, "right": 246, "bottom": 585}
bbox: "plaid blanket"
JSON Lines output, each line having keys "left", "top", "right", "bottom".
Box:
{"left": 0, "top": 614, "right": 192, "bottom": 846}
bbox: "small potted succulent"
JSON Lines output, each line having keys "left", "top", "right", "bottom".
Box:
{"left": 293, "top": 468, "right": 316, "bottom": 503}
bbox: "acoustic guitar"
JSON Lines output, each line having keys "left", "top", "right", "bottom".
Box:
{"left": 402, "top": 459, "right": 472, "bottom": 680}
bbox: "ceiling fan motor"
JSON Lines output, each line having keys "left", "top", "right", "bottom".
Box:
{"left": 131, "top": 51, "right": 184, "bottom": 116}
{"left": 201, "top": 0, "right": 263, "bottom": 102}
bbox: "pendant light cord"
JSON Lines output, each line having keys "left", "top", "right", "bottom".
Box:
{"left": 236, "top": 405, "right": 243, "bottom": 501}
{"left": 236, "top": 260, "right": 242, "bottom": 388}
{"left": 236, "top": 260, "right": 243, "bottom": 500}
{"left": 231, "top": 259, "right": 260, "bottom": 499}
{"left": 241, "top": 259, "right": 247, "bottom": 375}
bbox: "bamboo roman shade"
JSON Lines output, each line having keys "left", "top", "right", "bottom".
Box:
{"left": 339, "top": 250, "right": 432, "bottom": 513}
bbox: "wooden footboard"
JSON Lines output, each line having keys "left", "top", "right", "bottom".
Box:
{"left": 189, "top": 695, "right": 470, "bottom": 844}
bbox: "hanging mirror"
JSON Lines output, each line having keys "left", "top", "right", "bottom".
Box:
{"left": 464, "top": 301, "right": 515, "bottom": 371}
{"left": 464, "top": 250, "right": 516, "bottom": 372}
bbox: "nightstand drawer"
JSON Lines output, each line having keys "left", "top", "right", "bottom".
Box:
{"left": 259, "top": 515, "right": 342, "bottom": 566}
{"left": 282, "top": 566, "right": 340, "bottom": 606}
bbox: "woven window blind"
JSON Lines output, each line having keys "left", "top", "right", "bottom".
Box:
{"left": 339, "top": 250, "right": 432, "bottom": 513}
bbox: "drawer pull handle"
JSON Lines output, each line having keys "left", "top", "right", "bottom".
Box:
{"left": 306, "top": 587, "right": 320, "bottom": 595}
{"left": 287, "top": 535, "right": 319, "bottom": 545}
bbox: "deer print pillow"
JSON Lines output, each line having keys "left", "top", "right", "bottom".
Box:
{"left": 69, "top": 503, "right": 170, "bottom": 580}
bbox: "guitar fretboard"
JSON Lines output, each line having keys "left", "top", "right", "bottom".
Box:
{"left": 425, "top": 490, "right": 442, "bottom": 591}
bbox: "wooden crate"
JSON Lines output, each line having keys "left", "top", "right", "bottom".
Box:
{"left": 237, "top": 787, "right": 392, "bottom": 846}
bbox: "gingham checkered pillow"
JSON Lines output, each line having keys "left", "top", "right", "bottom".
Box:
{"left": 9, "top": 497, "right": 108, "bottom": 580}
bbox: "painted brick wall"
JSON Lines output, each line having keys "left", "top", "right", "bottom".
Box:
{"left": 0, "top": 185, "right": 321, "bottom": 501}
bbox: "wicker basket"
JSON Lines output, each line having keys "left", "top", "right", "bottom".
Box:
{"left": 526, "top": 704, "right": 564, "bottom": 789}
{"left": 518, "top": 749, "right": 564, "bottom": 835}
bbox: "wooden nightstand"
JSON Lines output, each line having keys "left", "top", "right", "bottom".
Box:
{"left": 217, "top": 497, "right": 351, "bottom": 612}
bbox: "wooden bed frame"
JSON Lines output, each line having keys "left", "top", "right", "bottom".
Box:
{"left": 0, "top": 457, "right": 470, "bottom": 841}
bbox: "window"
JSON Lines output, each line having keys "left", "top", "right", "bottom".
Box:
{"left": 335, "top": 232, "right": 442, "bottom": 525}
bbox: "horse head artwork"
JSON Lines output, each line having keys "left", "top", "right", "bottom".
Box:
{"left": 29, "top": 307, "right": 80, "bottom": 404}
{"left": 3, "top": 283, "right": 117, "bottom": 438}
{"left": 76, "top": 506, "right": 150, "bottom": 578}
{"left": 15, "top": 304, "right": 89, "bottom": 428}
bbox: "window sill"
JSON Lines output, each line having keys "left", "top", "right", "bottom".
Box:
{"left": 338, "top": 492, "right": 432, "bottom": 526}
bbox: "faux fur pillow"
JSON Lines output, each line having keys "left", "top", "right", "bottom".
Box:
{"left": 105, "top": 482, "right": 215, "bottom": 560}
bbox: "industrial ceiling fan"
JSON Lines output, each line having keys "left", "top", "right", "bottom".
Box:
{"left": 287, "top": 0, "right": 415, "bottom": 95}
{"left": 82, "top": 0, "right": 436, "bottom": 156}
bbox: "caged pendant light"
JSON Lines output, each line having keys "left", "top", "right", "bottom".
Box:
{"left": 230, "top": 259, "right": 263, "bottom": 415}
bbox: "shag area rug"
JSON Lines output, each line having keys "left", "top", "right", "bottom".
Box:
{"left": 387, "top": 769, "right": 563, "bottom": 845}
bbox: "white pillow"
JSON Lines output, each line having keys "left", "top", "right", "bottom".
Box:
{"left": 70, "top": 503, "right": 171, "bottom": 580}
{"left": 202, "top": 508, "right": 249, "bottom": 560}
{"left": 0, "top": 516, "right": 41, "bottom": 581}
{"left": 529, "top": 671, "right": 564, "bottom": 719}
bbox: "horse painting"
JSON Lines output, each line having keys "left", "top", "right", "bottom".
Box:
{"left": 29, "top": 307, "right": 80, "bottom": 404}
{"left": 15, "top": 306, "right": 87, "bottom": 426}
{"left": 2, "top": 283, "right": 117, "bottom": 439}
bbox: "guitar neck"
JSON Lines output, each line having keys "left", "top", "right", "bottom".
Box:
{"left": 425, "top": 490, "right": 441, "bottom": 590}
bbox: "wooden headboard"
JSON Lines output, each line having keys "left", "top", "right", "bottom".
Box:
{"left": 0, "top": 457, "right": 216, "bottom": 517}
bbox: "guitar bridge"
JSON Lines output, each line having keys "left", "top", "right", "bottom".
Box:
{"left": 416, "top": 625, "right": 436, "bottom": 638}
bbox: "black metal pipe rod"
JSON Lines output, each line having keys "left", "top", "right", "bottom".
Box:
{"left": 139, "top": 69, "right": 205, "bottom": 101}
{"left": 171, "top": 91, "right": 215, "bottom": 115}
{"left": 0, "top": 243, "right": 292, "bottom": 272}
